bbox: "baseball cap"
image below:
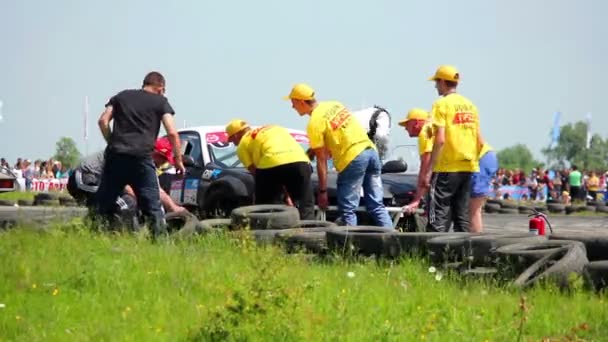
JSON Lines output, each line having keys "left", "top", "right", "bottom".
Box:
{"left": 225, "top": 119, "right": 250, "bottom": 138}
{"left": 154, "top": 137, "right": 174, "bottom": 165}
{"left": 429, "top": 65, "right": 460, "bottom": 82}
{"left": 283, "top": 83, "right": 315, "bottom": 101}
{"left": 398, "top": 108, "right": 429, "bottom": 126}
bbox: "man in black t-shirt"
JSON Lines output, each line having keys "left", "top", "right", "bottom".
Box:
{"left": 96, "top": 72, "right": 185, "bottom": 238}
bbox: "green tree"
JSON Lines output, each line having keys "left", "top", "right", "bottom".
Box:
{"left": 497, "top": 144, "right": 542, "bottom": 172}
{"left": 542, "top": 121, "right": 608, "bottom": 171}
{"left": 53, "top": 137, "right": 81, "bottom": 168}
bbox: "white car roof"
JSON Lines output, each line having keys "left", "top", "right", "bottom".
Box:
{"left": 178, "top": 125, "right": 307, "bottom": 136}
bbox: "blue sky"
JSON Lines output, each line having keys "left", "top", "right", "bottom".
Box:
{"left": 0, "top": 0, "right": 603, "bottom": 163}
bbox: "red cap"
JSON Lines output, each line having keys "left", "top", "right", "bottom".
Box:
{"left": 154, "top": 137, "right": 174, "bottom": 165}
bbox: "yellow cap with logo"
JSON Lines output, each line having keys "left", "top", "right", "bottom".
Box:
{"left": 428, "top": 65, "right": 460, "bottom": 82}
{"left": 283, "top": 83, "right": 316, "bottom": 101}
{"left": 225, "top": 119, "right": 250, "bottom": 138}
{"left": 398, "top": 108, "right": 429, "bottom": 126}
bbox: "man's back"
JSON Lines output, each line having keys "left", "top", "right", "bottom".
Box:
{"left": 237, "top": 125, "right": 308, "bottom": 169}
{"left": 307, "top": 101, "right": 372, "bottom": 172}
{"left": 106, "top": 89, "right": 174, "bottom": 157}
{"left": 431, "top": 93, "right": 480, "bottom": 172}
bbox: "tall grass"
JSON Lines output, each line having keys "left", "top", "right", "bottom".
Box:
{"left": 0, "top": 223, "right": 606, "bottom": 341}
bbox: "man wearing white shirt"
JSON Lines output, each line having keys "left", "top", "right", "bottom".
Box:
{"left": 351, "top": 106, "right": 391, "bottom": 161}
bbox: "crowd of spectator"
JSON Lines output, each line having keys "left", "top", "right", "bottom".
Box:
{"left": 0, "top": 157, "right": 72, "bottom": 191}
{"left": 493, "top": 165, "right": 607, "bottom": 204}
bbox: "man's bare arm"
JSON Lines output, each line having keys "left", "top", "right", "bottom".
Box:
{"left": 313, "top": 148, "right": 328, "bottom": 191}
{"left": 98, "top": 106, "right": 113, "bottom": 143}
{"left": 413, "top": 153, "right": 432, "bottom": 202}
{"left": 161, "top": 113, "right": 182, "bottom": 164}
{"left": 428, "top": 127, "right": 445, "bottom": 172}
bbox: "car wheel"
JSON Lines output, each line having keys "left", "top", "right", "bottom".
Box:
{"left": 202, "top": 186, "right": 242, "bottom": 219}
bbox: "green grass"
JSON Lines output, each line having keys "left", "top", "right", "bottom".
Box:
{"left": 1, "top": 223, "right": 607, "bottom": 341}
{"left": 0, "top": 192, "right": 37, "bottom": 201}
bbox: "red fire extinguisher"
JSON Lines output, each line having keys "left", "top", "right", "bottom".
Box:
{"left": 528, "top": 211, "right": 553, "bottom": 236}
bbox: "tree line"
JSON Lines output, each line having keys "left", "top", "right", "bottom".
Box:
{"left": 497, "top": 120, "right": 608, "bottom": 172}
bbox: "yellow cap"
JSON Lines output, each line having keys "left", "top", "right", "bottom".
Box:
{"left": 225, "top": 119, "right": 249, "bottom": 138}
{"left": 398, "top": 108, "right": 429, "bottom": 126}
{"left": 283, "top": 83, "right": 316, "bottom": 101}
{"left": 428, "top": 65, "right": 460, "bottom": 82}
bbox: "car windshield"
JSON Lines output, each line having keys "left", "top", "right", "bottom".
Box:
{"left": 387, "top": 145, "right": 420, "bottom": 174}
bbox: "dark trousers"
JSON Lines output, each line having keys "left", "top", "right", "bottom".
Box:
{"left": 95, "top": 152, "right": 165, "bottom": 236}
{"left": 570, "top": 186, "right": 581, "bottom": 201}
{"left": 255, "top": 162, "right": 315, "bottom": 220}
{"left": 427, "top": 172, "right": 472, "bottom": 232}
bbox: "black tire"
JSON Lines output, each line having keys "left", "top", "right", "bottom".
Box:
{"left": 394, "top": 232, "right": 466, "bottom": 257}
{"left": 547, "top": 203, "right": 566, "bottom": 213}
{"left": 469, "top": 233, "right": 548, "bottom": 266}
{"left": 59, "top": 197, "right": 77, "bottom": 207}
{"left": 398, "top": 213, "right": 428, "bottom": 232}
{"left": 584, "top": 206, "right": 597, "bottom": 212}
{"left": 17, "top": 199, "right": 34, "bottom": 206}
{"left": 596, "top": 206, "right": 608, "bottom": 214}
{"left": 513, "top": 242, "right": 588, "bottom": 289}
{"left": 484, "top": 203, "right": 500, "bottom": 213}
{"left": 486, "top": 199, "right": 502, "bottom": 206}
{"left": 249, "top": 229, "right": 287, "bottom": 245}
{"left": 38, "top": 199, "right": 60, "bottom": 207}
{"left": 549, "top": 232, "right": 608, "bottom": 261}
{"left": 498, "top": 208, "right": 518, "bottom": 214}
{"left": 0, "top": 199, "right": 16, "bottom": 206}
{"left": 326, "top": 226, "right": 398, "bottom": 257}
{"left": 461, "top": 267, "right": 498, "bottom": 279}
{"left": 202, "top": 186, "right": 243, "bottom": 219}
{"left": 583, "top": 261, "right": 608, "bottom": 292}
{"left": 275, "top": 227, "right": 340, "bottom": 254}
{"left": 500, "top": 201, "right": 517, "bottom": 209}
{"left": 230, "top": 204, "right": 300, "bottom": 230}
{"left": 565, "top": 206, "right": 576, "bottom": 215}
{"left": 496, "top": 240, "right": 582, "bottom": 276}
{"left": 518, "top": 206, "right": 535, "bottom": 215}
{"left": 198, "top": 218, "right": 232, "bottom": 231}
{"left": 165, "top": 211, "right": 198, "bottom": 234}
{"left": 533, "top": 206, "right": 548, "bottom": 214}
{"left": 34, "top": 193, "right": 59, "bottom": 201}
{"left": 291, "top": 220, "right": 337, "bottom": 229}
{"left": 426, "top": 234, "right": 472, "bottom": 264}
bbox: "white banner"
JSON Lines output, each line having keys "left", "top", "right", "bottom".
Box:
{"left": 25, "top": 178, "right": 69, "bottom": 192}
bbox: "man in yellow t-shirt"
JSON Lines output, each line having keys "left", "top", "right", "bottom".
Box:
{"left": 425, "top": 65, "right": 482, "bottom": 232}
{"left": 587, "top": 171, "right": 600, "bottom": 200}
{"left": 399, "top": 108, "right": 433, "bottom": 214}
{"left": 225, "top": 119, "right": 314, "bottom": 219}
{"left": 284, "top": 83, "right": 392, "bottom": 228}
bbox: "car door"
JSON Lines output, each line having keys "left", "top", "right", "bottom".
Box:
{"left": 162, "top": 131, "right": 205, "bottom": 206}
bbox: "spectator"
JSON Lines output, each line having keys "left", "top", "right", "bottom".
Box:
{"left": 568, "top": 165, "right": 582, "bottom": 201}
{"left": 23, "top": 159, "right": 34, "bottom": 191}
{"left": 587, "top": 171, "right": 600, "bottom": 200}
{"left": 0, "top": 158, "right": 8, "bottom": 168}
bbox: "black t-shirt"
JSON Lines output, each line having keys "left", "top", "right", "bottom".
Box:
{"left": 105, "top": 89, "right": 175, "bottom": 157}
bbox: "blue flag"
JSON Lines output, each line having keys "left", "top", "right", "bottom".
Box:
{"left": 551, "top": 111, "right": 561, "bottom": 148}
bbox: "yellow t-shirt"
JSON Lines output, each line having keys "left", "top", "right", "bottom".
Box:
{"left": 479, "top": 143, "right": 493, "bottom": 159}
{"left": 307, "top": 101, "right": 374, "bottom": 172}
{"left": 418, "top": 121, "right": 434, "bottom": 156}
{"left": 237, "top": 125, "right": 309, "bottom": 169}
{"left": 431, "top": 93, "right": 480, "bottom": 172}
{"left": 588, "top": 176, "right": 600, "bottom": 191}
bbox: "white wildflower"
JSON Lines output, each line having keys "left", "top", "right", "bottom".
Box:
{"left": 346, "top": 271, "right": 355, "bottom": 278}
{"left": 0, "top": 303, "right": 5, "bottom": 308}
{"left": 428, "top": 266, "right": 436, "bottom": 273}
{"left": 435, "top": 272, "right": 443, "bottom": 281}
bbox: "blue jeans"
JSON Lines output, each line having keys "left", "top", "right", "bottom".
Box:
{"left": 95, "top": 152, "right": 166, "bottom": 236}
{"left": 336, "top": 148, "right": 393, "bottom": 228}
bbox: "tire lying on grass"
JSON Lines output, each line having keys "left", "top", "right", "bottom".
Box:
{"left": 326, "top": 227, "right": 398, "bottom": 257}
{"left": 230, "top": 205, "right": 300, "bottom": 230}
{"left": 165, "top": 211, "right": 199, "bottom": 237}
{"left": 426, "top": 234, "right": 472, "bottom": 265}
{"left": 468, "top": 233, "right": 548, "bottom": 266}
{"left": 596, "top": 206, "right": 608, "bottom": 214}
{"left": 583, "top": 261, "right": 608, "bottom": 292}
{"left": 17, "top": 199, "right": 34, "bottom": 206}
{"left": 0, "top": 199, "right": 16, "bottom": 206}
{"left": 499, "top": 201, "right": 517, "bottom": 209}
{"left": 394, "top": 232, "right": 464, "bottom": 257}
{"left": 274, "top": 227, "right": 343, "bottom": 254}
{"left": 518, "top": 206, "right": 535, "bottom": 215}
{"left": 496, "top": 240, "right": 584, "bottom": 279}
{"left": 38, "top": 199, "right": 61, "bottom": 207}
{"left": 549, "top": 232, "right": 608, "bottom": 261}
{"left": 498, "top": 208, "right": 518, "bottom": 214}
{"left": 484, "top": 203, "right": 500, "bottom": 213}
{"left": 513, "top": 241, "right": 588, "bottom": 289}
{"left": 547, "top": 203, "right": 566, "bottom": 213}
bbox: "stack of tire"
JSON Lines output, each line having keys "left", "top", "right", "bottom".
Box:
{"left": 0, "top": 193, "right": 79, "bottom": 207}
